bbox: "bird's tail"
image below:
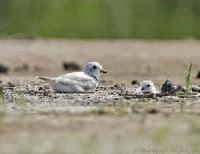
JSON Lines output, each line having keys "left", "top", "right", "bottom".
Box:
{"left": 36, "top": 76, "right": 55, "bottom": 83}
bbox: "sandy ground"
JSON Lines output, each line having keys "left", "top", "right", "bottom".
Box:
{"left": 0, "top": 39, "right": 200, "bottom": 83}
{"left": 0, "top": 39, "right": 200, "bottom": 154}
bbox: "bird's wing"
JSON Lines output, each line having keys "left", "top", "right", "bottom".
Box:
{"left": 56, "top": 72, "right": 93, "bottom": 85}
{"left": 59, "top": 72, "right": 83, "bottom": 78}
{"left": 36, "top": 76, "right": 56, "bottom": 84}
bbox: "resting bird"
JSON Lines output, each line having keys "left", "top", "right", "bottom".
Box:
{"left": 137, "top": 80, "right": 157, "bottom": 94}
{"left": 36, "top": 62, "right": 107, "bottom": 93}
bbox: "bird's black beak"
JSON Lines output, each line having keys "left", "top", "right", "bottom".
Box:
{"left": 100, "top": 68, "right": 107, "bottom": 73}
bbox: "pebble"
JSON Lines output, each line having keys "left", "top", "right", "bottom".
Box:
{"left": 161, "top": 80, "right": 177, "bottom": 93}
{"left": 196, "top": 71, "right": 200, "bottom": 79}
{"left": 0, "top": 63, "right": 9, "bottom": 74}
{"left": 192, "top": 85, "right": 200, "bottom": 93}
{"left": 131, "top": 80, "right": 140, "bottom": 85}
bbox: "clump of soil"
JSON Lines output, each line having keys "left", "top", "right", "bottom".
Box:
{"left": 0, "top": 63, "right": 9, "bottom": 74}
{"left": 197, "top": 71, "right": 200, "bottom": 79}
{"left": 63, "top": 61, "right": 81, "bottom": 71}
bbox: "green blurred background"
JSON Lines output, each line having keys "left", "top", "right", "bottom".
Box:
{"left": 0, "top": 0, "right": 200, "bottom": 39}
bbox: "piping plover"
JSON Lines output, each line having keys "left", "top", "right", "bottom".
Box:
{"left": 36, "top": 62, "right": 107, "bottom": 93}
{"left": 137, "top": 80, "right": 157, "bottom": 94}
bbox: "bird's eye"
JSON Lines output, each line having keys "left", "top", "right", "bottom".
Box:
{"left": 147, "top": 84, "right": 150, "bottom": 87}
{"left": 92, "top": 65, "right": 97, "bottom": 69}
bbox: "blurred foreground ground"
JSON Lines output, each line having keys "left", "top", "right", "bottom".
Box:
{"left": 0, "top": 39, "right": 200, "bottom": 154}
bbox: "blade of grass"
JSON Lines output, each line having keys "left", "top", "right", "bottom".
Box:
{"left": 0, "top": 83, "right": 3, "bottom": 99}
{"left": 185, "top": 63, "right": 192, "bottom": 96}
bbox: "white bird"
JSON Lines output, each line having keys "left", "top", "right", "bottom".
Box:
{"left": 36, "top": 62, "right": 107, "bottom": 93}
{"left": 137, "top": 80, "right": 157, "bottom": 94}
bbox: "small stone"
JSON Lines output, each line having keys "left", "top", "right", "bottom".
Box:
{"left": 131, "top": 80, "right": 140, "bottom": 85}
{"left": 192, "top": 85, "right": 200, "bottom": 93}
{"left": 161, "top": 80, "right": 177, "bottom": 94}
{"left": 196, "top": 71, "right": 200, "bottom": 79}
{"left": 38, "top": 87, "right": 43, "bottom": 91}
{"left": 0, "top": 63, "right": 9, "bottom": 74}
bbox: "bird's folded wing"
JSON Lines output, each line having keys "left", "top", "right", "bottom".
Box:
{"left": 56, "top": 73, "right": 92, "bottom": 85}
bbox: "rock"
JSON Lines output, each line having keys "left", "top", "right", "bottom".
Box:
{"left": 0, "top": 63, "right": 9, "bottom": 74}
{"left": 196, "top": 71, "right": 200, "bottom": 79}
{"left": 131, "top": 80, "right": 140, "bottom": 85}
{"left": 63, "top": 61, "right": 81, "bottom": 71}
{"left": 161, "top": 80, "right": 178, "bottom": 94}
{"left": 192, "top": 85, "right": 200, "bottom": 93}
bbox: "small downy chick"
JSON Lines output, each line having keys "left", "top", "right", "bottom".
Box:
{"left": 137, "top": 80, "right": 157, "bottom": 94}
